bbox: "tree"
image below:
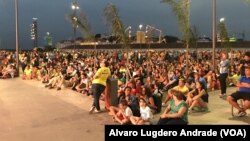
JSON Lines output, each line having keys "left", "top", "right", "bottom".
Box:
{"left": 190, "top": 25, "right": 199, "bottom": 48}
{"left": 103, "top": 3, "right": 130, "bottom": 49}
{"left": 103, "top": 3, "right": 131, "bottom": 82}
{"left": 190, "top": 25, "right": 199, "bottom": 62}
{"left": 65, "top": 11, "right": 94, "bottom": 41}
{"left": 161, "top": 0, "right": 191, "bottom": 69}
{"left": 218, "top": 20, "right": 230, "bottom": 52}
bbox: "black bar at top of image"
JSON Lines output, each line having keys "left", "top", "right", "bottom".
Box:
{"left": 105, "top": 125, "right": 250, "bottom": 141}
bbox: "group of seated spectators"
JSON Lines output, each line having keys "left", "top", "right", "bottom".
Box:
{"left": 0, "top": 49, "right": 249, "bottom": 125}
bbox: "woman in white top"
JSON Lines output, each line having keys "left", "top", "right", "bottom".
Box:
{"left": 130, "top": 98, "right": 153, "bottom": 125}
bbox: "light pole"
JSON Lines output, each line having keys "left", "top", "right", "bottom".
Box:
{"left": 125, "top": 26, "right": 132, "bottom": 38}
{"left": 212, "top": 0, "right": 216, "bottom": 70}
{"left": 15, "top": 0, "right": 19, "bottom": 77}
{"left": 71, "top": 1, "right": 79, "bottom": 50}
{"left": 219, "top": 17, "right": 225, "bottom": 48}
{"left": 31, "top": 18, "right": 38, "bottom": 49}
{"left": 139, "top": 24, "right": 143, "bottom": 45}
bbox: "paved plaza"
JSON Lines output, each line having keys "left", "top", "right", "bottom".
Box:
{"left": 0, "top": 78, "right": 249, "bottom": 141}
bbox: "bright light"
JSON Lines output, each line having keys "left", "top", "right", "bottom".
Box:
{"left": 71, "top": 2, "right": 80, "bottom": 10}
{"left": 220, "top": 17, "right": 225, "bottom": 23}
{"left": 139, "top": 24, "right": 143, "bottom": 30}
{"left": 73, "top": 17, "right": 77, "bottom": 21}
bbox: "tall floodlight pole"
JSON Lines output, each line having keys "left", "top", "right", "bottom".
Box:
{"left": 71, "top": 1, "right": 79, "bottom": 50}
{"left": 212, "top": 0, "right": 216, "bottom": 70}
{"left": 15, "top": 0, "right": 19, "bottom": 77}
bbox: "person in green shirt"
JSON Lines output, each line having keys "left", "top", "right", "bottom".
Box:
{"left": 157, "top": 89, "right": 188, "bottom": 125}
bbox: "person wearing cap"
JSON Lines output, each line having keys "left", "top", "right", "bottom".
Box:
{"left": 239, "top": 51, "right": 250, "bottom": 76}
{"left": 227, "top": 65, "right": 250, "bottom": 117}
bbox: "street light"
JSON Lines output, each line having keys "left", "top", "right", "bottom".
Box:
{"left": 212, "top": 0, "right": 216, "bottom": 70}
{"left": 125, "top": 26, "right": 132, "bottom": 38}
{"left": 219, "top": 17, "right": 225, "bottom": 23}
{"left": 15, "top": 0, "right": 19, "bottom": 77}
{"left": 139, "top": 24, "right": 143, "bottom": 30}
{"left": 71, "top": 1, "right": 80, "bottom": 50}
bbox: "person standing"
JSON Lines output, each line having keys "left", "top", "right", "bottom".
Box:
{"left": 218, "top": 52, "right": 230, "bottom": 98}
{"left": 89, "top": 60, "right": 111, "bottom": 114}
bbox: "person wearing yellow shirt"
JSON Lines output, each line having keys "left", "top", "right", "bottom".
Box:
{"left": 22, "top": 65, "right": 32, "bottom": 80}
{"left": 89, "top": 60, "right": 111, "bottom": 114}
{"left": 162, "top": 78, "right": 189, "bottom": 105}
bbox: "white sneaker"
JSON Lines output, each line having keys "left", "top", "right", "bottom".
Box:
{"left": 89, "top": 106, "right": 95, "bottom": 114}
{"left": 93, "top": 109, "right": 101, "bottom": 113}
{"left": 236, "top": 111, "right": 247, "bottom": 117}
{"left": 219, "top": 94, "right": 226, "bottom": 98}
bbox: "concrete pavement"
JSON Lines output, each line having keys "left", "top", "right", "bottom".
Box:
{"left": 0, "top": 78, "right": 249, "bottom": 141}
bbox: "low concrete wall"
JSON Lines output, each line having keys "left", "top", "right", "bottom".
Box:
{"left": 61, "top": 42, "right": 250, "bottom": 50}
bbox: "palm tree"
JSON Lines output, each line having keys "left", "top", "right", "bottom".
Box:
{"left": 190, "top": 25, "right": 199, "bottom": 63}
{"left": 161, "top": 0, "right": 191, "bottom": 70}
{"left": 103, "top": 3, "right": 130, "bottom": 49}
{"left": 65, "top": 11, "right": 94, "bottom": 41}
{"left": 103, "top": 3, "right": 131, "bottom": 82}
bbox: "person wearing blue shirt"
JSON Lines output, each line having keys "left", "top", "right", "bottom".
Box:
{"left": 227, "top": 65, "right": 250, "bottom": 117}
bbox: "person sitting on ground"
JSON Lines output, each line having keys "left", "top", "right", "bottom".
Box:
{"left": 140, "top": 86, "right": 157, "bottom": 114}
{"left": 186, "top": 81, "right": 209, "bottom": 113}
{"left": 0, "top": 66, "right": 3, "bottom": 78}
{"left": 44, "top": 68, "right": 62, "bottom": 89}
{"left": 1, "top": 64, "right": 16, "bottom": 79}
{"left": 228, "top": 70, "right": 240, "bottom": 87}
{"left": 41, "top": 66, "right": 56, "bottom": 83}
{"left": 162, "top": 78, "right": 189, "bottom": 106}
{"left": 109, "top": 86, "right": 140, "bottom": 117}
{"left": 22, "top": 65, "right": 32, "bottom": 80}
{"left": 157, "top": 89, "right": 188, "bottom": 125}
{"left": 75, "top": 73, "right": 90, "bottom": 95}
{"left": 210, "top": 70, "right": 220, "bottom": 90}
{"left": 227, "top": 64, "right": 250, "bottom": 117}
{"left": 56, "top": 73, "right": 79, "bottom": 90}
{"left": 36, "top": 66, "right": 48, "bottom": 81}
{"left": 112, "top": 99, "right": 133, "bottom": 125}
{"left": 130, "top": 98, "right": 153, "bottom": 125}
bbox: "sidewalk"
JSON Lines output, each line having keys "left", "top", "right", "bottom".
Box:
{"left": 186, "top": 88, "right": 250, "bottom": 125}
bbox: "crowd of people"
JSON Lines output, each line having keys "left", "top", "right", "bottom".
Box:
{"left": 0, "top": 49, "right": 249, "bottom": 125}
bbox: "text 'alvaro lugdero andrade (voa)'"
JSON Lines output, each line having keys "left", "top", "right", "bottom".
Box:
{"left": 108, "top": 128, "right": 247, "bottom": 139}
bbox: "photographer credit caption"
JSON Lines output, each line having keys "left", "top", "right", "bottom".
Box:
{"left": 108, "top": 128, "right": 247, "bottom": 139}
